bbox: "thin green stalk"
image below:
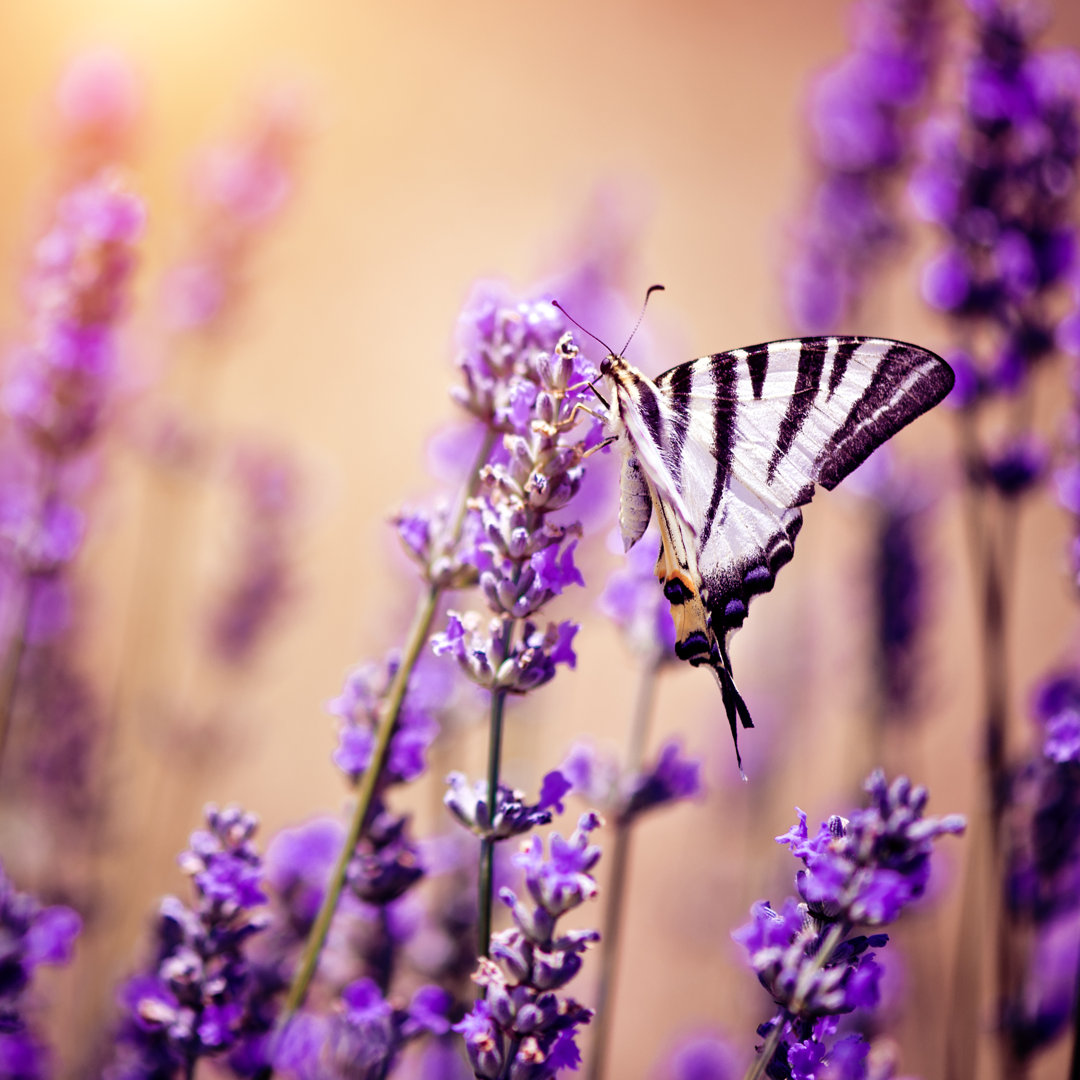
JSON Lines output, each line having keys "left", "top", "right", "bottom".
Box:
{"left": 478, "top": 673, "right": 510, "bottom": 957}
{"left": 742, "top": 921, "right": 847, "bottom": 1080}
{"left": 277, "top": 426, "right": 497, "bottom": 1024}
{"left": 586, "top": 659, "right": 659, "bottom": 1080}
{"left": 280, "top": 581, "right": 441, "bottom": 1021}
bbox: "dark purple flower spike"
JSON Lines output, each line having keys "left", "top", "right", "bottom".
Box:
{"left": 735, "top": 771, "right": 964, "bottom": 1079}
{"left": 454, "top": 814, "right": 602, "bottom": 1080}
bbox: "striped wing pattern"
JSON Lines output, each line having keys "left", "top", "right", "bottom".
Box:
{"left": 605, "top": 335, "right": 953, "bottom": 766}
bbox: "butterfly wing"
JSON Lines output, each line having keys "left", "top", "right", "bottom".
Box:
{"left": 654, "top": 336, "right": 954, "bottom": 640}
{"left": 608, "top": 335, "right": 952, "bottom": 770}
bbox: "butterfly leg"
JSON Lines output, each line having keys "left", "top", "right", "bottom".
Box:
{"left": 582, "top": 435, "right": 618, "bottom": 459}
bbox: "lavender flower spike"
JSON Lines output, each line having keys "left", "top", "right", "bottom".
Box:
{"left": 735, "top": 771, "right": 964, "bottom": 1078}
{"left": 108, "top": 805, "right": 269, "bottom": 1078}
{"left": 455, "top": 813, "right": 602, "bottom": 1080}
{"left": 0, "top": 863, "right": 80, "bottom": 1078}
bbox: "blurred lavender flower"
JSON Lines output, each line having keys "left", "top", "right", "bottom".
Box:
{"left": 444, "top": 770, "right": 569, "bottom": 841}
{"left": 787, "top": 0, "right": 940, "bottom": 330}
{"left": 164, "top": 88, "right": 303, "bottom": 332}
{"left": 999, "top": 671, "right": 1080, "bottom": 1058}
{"left": 0, "top": 171, "right": 143, "bottom": 771}
{"left": 53, "top": 49, "right": 141, "bottom": 179}
{"left": 845, "top": 452, "right": 937, "bottom": 720}
{"left": 4, "top": 172, "right": 143, "bottom": 459}
{"left": 329, "top": 653, "right": 442, "bottom": 789}
{"left": 274, "top": 977, "right": 450, "bottom": 1080}
{"left": 0, "top": 863, "right": 81, "bottom": 1079}
{"left": 912, "top": 0, "right": 1080, "bottom": 397}
{"left": 735, "top": 771, "right": 963, "bottom": 1076}
{"left": 559, "top": 738, "right": 702, "bottom": 827}
{"left": 109, "top": 805, "right": 269, "bottom": 1078}
{"left": 207, "top": 446, "right": 300, "bottom": 666}
{"left": 598, "top": 527, "right": 676, "bottom": 662}
{"left": 454, "top": 813, "right": 601, "bottom": 1079}
{"left": 653, "top": 1033, "right": 739, "bottom": 1080}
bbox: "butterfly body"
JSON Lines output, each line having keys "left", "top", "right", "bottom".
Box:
{"left": 599, "top": 335, "right": 954, "bottom": 769}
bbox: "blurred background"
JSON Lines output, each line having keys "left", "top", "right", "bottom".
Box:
{"left": 0, "top": 0, "right": 1079, "bottom": 1077}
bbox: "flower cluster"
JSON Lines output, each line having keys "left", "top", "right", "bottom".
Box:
{"left": 164, "top": 88, "right": 303, "bottom": 332}
{"left": 109, "top": 805, "right": 269, "bottom": 1077}
{"left": 559, "top": 739, "right": 702, "bottom": 827}
{"left": 598, "top": 528, "right": 677, "bottom": 662}
{"left": 787, "top": 0, "right": 939, "bottom": 330}
{"left": 274, "top": 978, "right": 451, "bottom": 1080}
{"left": 208, "top": 447, "right": 300, "bottom": 666}
{"left": 0, "top": 863, "right": 81, "bottom": 1078}
{"left": 912, "top": 0, "right": 1080, "bottom": 404}
{"left": 734, "top": 771, "right": 964, "bottom": 1075}
{"left": 444, "top": 770, "right": 571, "bottom": 840}
{"left": 329, "top": 654, "right": 442, "bottom": 790}
{"left": 454, "top": 813, "right": 602, "bottom": 1079}
{"left": 998, "top": 671, "right": 1080, "bottom": 1058}
{"left": 0, "top": 171, "right": 143, "bottom": 816}
{"left": 5, "top": 173, "right": 143, "bottom": 459}
{"left": 431, "top": 284, "right": 602, "bottom": 695}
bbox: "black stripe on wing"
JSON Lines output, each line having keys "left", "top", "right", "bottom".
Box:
{"left": 813, "top": 340, "right": 954, "bottom": 490}
{"left": 767, "top": 339, "right": 828, "bottom": 483}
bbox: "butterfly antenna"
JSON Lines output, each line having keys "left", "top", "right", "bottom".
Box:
{"left": 551, "top": 300, "right": 617, "bottom": 356}
{"left": 620, "top": 283, "right": 665, "bottom": 357}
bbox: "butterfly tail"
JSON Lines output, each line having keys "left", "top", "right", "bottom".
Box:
{"left": 705, "top": 648, "right": 754, "bottom": 779}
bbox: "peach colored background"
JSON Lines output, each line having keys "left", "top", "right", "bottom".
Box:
{"left": 1, "top": 1, "right": 1079, "bottom": 1077}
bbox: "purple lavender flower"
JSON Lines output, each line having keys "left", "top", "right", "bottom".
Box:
{"left": 433, "top": 288, "right": 600, "bottom": 697}
{"left": 655, "top": 1033, "right": 739, "bottom": 1080}
{"left": 558, "top": 738, "right": 702, "bottom": 827}
{"left": 735, "top": 772, "right": 963, "bottom": 1074}
{"left": 846, "top": 453, "right": 936, "bottom": 720}
{"left": 912, "top": 0, "right": 1080, "bottom": 397}
{"left": 787, "top": 0, "right": 940, "bottom": 330}
{"left": 207, "top": 446, "right": 300, "bottom": 666}
{"left": 164, "top": 88, "right": 303, "bottom": 331}
{"left": 53, "top": 49, "right": 141, "bottom": 179}
{"left": 274, "top": 977, "right": 450, "bottom": 1080}
{"left": 5, "top": 173, "right": 143, "bottom": 457}
{"left": 109, "top": 805, "right": 269, "bottom": 1077}
{"left": 454, "top": 813, "right": 601, "bottom": 1079}
{"left": 329, "top": 653, "right": 441, "bottom": 787}
{"left": 599, "top": 527, "right": 677, "bottom": 661}
{"left": 0, "top": 862, "right": 80, "bottom": 1080}
{"left": 444, "top": 771, "right": 569, "bottom": 840}
{"left": 998, "top": 672, "right": 1080, "bottom": 1057}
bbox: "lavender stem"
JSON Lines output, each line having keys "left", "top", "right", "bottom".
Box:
{"left": 479, "top": 654, "right": 510, "bottom": 957}
{"left": 587, "top": 659, "right": 659, "bottom": 1080}
{"left": 279, "top": 581, "right": 440, "bottom": 1021}
{"left": 276, "top": 428, "right": 496, "bottom": 1029}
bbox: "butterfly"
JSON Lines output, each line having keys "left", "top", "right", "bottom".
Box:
{"left": 575, "top": 309, "right": 954, "bottom": 772}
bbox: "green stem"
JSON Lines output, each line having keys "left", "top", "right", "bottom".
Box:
{"left": 280, "top": 583, "right": 441, "bottom": 1021}
{"left": 742, "top": 921, "right": 847, "bottom": 1080}
{"left": 586, "top": 659, "right": 660, "bottom": 1080}
{"left": 276, "top": 426, "right": 497, "bottom": 1029}
{"left": 478, "top": 677, "right": 509, "bottom": 958}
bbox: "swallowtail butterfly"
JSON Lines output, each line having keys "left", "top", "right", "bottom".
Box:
{"left": 575, "top": 304, "right": 954, "bottom": 771}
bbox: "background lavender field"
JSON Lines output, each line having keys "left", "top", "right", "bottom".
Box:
{"left": 0, "top": 1, "right": 1079, "bottom": 1078}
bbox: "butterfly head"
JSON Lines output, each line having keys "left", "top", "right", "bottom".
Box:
{"left": 599, "top": 352, "right": 623, "bottom": 378}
